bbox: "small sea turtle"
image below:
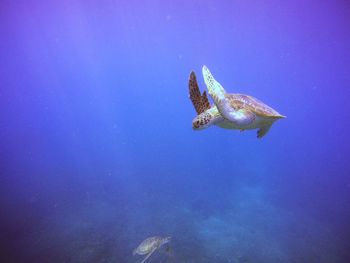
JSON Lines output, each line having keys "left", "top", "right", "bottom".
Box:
{"left": 133, "top": 236, "right": 171, "bottom": 263}
{"left": 189, "top": 66, "right": 285, "bottom": 138}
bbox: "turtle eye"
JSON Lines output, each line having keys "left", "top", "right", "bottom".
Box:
{"left": 192, "top": 120, "right": 200, "bottom": 129}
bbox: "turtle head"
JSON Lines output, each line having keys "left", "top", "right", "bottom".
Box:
{"left": 162, "top": 236, "right": 171, "bottom": 243}
{"left": 192, "top": 111, "right": 216, "bottom": 130}
{"left": 159, "top": 236, "right": 171, "bottom": 247}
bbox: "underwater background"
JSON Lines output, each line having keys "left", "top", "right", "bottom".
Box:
{"left": 1, "top": 0, "right": 350, "bottom": 262}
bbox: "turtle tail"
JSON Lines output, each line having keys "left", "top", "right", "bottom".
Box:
{"left": 202, "top": 65, "right": 227, "bottom": 103}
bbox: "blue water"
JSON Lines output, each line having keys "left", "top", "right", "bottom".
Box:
{"left": 1, "top": 1, "right": 350, "bottom": 262}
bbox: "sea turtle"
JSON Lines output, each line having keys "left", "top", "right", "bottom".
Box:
{"left": 133, "top": 236, "right": 171, "bottom": 263}
{"left": 189, "top": 66, "right": 285, "bottom": 138}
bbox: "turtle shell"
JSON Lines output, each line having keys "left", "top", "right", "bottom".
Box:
{"left": 226, "top": 94, "right": 284, "bottom": 118}
{"left": 133, "top": 237, "right": 161, "bottom": 255}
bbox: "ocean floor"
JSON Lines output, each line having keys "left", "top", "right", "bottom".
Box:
{"left": 15, "top": 184, "right": 348, "bottom": 263}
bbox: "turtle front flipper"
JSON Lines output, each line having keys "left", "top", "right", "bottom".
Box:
{"left": 189, "top": 71, "right": 211, "bottom": 114}
{"left": 140, "top": 246, "right": 157, "bottom": 263}
{"left": 202, "top": 65, "right": 226, "bottom": 102}
{"left": 202, "top": 66, "right": 255, "bottom": 126}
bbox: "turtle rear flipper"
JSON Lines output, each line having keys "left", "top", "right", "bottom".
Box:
{"left": 257, "top": 123, "right": 272, "bottom": 138}
{"left": 189, "top": 71, "right": 211, "bottom": 114}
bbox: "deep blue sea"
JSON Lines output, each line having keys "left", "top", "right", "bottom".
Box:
{"left": 1, "top": 1, "right": 350, "bottom": 262}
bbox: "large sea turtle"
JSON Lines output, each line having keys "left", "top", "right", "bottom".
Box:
{"left": 133, "top": 236, "right": 171, "bottom": 263}
{"left": 189, "top": 66, "right": 285, "bottom": 138}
